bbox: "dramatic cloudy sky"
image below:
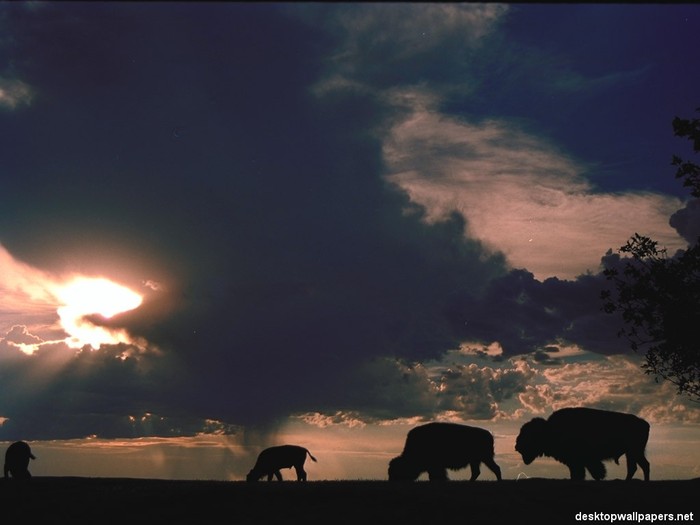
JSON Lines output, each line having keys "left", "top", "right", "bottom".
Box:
{"left": 1, "top": 3, "right": 699, "bottom": 481}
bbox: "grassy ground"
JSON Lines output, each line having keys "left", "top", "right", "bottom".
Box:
{"left": 1, "top": 477, "right": 697, "bottom": 524}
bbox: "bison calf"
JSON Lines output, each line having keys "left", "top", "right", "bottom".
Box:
{"left": 388, "top": 422, "right": 502, "bottom": 482}
{"left": 515, "top": 407, "right": 650, "bottom": 481}
{"left": 246, "top": 445, "right": 317, "bottom": 482}
{"left": 4, "top": 441, "right": 36, "bottom": 480}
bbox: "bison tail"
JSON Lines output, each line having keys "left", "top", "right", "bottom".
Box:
{"left": 306, "top": 450, "right": 318, "bottom": 463}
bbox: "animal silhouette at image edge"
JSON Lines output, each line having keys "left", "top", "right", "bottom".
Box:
{"left": 4, "top": 441, "right": 36, "bottom": 480}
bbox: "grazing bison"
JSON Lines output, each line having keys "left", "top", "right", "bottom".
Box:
{"left": 4, "top": 441, "right": 36, "bottom": 480}
{"left": 388, "top": 422, "right": 502, "bottom": 481}
{"left": 246, "top": 445, "right": 317, "bottom": 482}
{"left": 515, "top": 407, "right": 650, "bottom": 481}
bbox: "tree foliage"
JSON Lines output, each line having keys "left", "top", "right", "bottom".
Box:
{"left": 671, "top": 106, "right": 700, "bottom": 197}
{"left": 602, "top": 109, "right": 700, "bottom": 401}
{"left": 601, "top": 236, "right": 700, "bottom": 400}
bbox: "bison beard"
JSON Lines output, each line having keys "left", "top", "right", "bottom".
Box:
{"left": 388, "top": 422, "right": 502, "bottom": 482}
{"left": 515, "top": 407, "right": 650, "bottom": 481}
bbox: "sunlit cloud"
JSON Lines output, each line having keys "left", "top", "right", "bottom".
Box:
{"left": 383, "top": 93, "right": 687, "bottom": 280}
{"left": 51, "top": 277, "right": 142, "bottom": 350}
{"left": 0, "top": 324, "right": 45, "bottom": 355}
{"left": 537, "top": 355, "right": 700, "bottom": 425}
{"left": 55, "top": 278, "right": 142, "bottom": 319}
{"left": 143, "top": 279, "right": 165, "bottom": 292}
{"left": 297, "top": 411, "right": 367, "bottom": 429}
{"left": 0, "top": 244, "right": 148, "bottom": 353}
{"left": 0, "top": 76, "right": 33, "bottom": 110}
{"left": 302, "top": 349, "right": 700, "bottom": 428}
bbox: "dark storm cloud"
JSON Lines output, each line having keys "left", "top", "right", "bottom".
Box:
{"left": 670, "top": 199, "right": 700, "bottom": 244}
{"left": 3, "top": 325, "right": 43, "bottom": 346}
{"left": 0, "top": 3, "right": 511, "bottom": 438}
{"left": 442, "top": 266, "right": 628, "bottom": 357}
{"left": 299, "top": 3, "right": 508, "bottom": 90}
{"left": 0, "top": 3, "right": 685, "bottom": 440}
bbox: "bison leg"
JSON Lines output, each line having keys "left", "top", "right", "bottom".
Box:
{"left": 483, "top": 458, "right": 502, "bottom": 481}
{"left": 585, "top": 461, "right": 606, "bottom": 481}
{"left": 427, "top": 468, "right": 448, "bottom": 481}
{"left": 639, "top": 456, "right": 650, "bottom": 481}
{"left": 13, "top": 469, "right": 31, "bottom": 480}
{"left": 266, "top": 471, "right": 283, "bottom": 481}
{"left": 469, "top": 462, "right": 481, "bottom": 481}
{"left": 625, "top": 454, "right": 638, "bottom": 480}
{"left": 567, "top": 463, "right": 586, "bottom": 481}
{"left": 626, "top": 453, "right": 650, "bottom": 481}
{"left": 294, "top": 465, "right": 307, "bottom": 481}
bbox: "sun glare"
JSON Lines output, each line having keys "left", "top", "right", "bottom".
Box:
{"left": 54, "top": 277, "right": 143, "bottom": 350}
{"left": 1, "top": 244, "right": 151, "bottom": 353}
{"left": 57, "top": 278, "right": 142, "bottom": 319}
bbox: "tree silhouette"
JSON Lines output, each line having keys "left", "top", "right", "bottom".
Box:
{"left": 601, "top": 108, "right": 700, "bottom": 401}
{"left": 671, "top": 107, "right": 700, "bottom": 197}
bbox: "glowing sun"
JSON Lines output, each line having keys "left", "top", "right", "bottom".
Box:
{"left": 54, "top": 277, "right": 143, "bottom": 349}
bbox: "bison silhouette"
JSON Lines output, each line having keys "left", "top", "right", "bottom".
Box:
{"left": 246, "top": 445, "right": 317, "bottom": 482}
{"left": 4, "top": 441, "right": 36, "bottom": 480}
{"left": 388, "top": 422, "right": 502, "bottom": 481}
{"left": 515, "top": 407, "right": 650, "bottom": 481}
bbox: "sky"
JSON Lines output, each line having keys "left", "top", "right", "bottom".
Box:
{"left": 1, "top": 2, "right": 699, "bottom": 482}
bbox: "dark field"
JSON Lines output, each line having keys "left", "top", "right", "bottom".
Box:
{"left": 1, "top": 477, "right": 697, "bottom": 524}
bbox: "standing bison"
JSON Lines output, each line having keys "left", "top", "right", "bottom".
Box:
{"left": 246, "top": 445, "right": 317, "bottom": 482}
{"left": 515, "top": 407, "right": 650, "bottom": 481}
{"left": 388, "top": 422, "right": 502, "bottom": 481}
{"left": 4, "top": 441, "right": 36, "bottom": 480}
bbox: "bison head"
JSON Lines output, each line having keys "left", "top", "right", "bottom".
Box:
{"left": 245, "top": 469, "right": 261, "bottom": 482}
{"left": 515, "top": 417, "right": 548, "bottom": 465}
{"left": 388, "top": 456, "right": 421, "bottom": 481}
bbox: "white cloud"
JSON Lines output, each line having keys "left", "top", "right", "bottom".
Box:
{"left": 383, "top": 96, "right": 687, "bottom": 280}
